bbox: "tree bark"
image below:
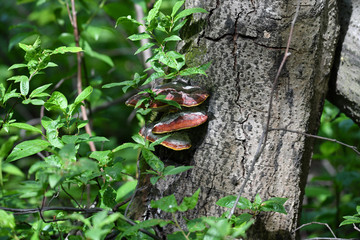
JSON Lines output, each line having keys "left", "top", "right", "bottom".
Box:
{"left": 328, "top": 0, "right": 360, "bottom": 125}
{"left": 137, "top": 1, "right": 340, "bottom": 239}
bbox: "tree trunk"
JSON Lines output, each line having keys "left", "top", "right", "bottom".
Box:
{"left": 136, "top": 1, "right": 340, "bottom": 239}
{"left": 328, "top": 0, "right": 360, "bottom": 125}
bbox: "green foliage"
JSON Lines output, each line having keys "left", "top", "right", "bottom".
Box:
{"left": 302, "top": 100, "right": 360, "bottom": 238}
{"left": 109, "top": 0, "right": 209, "bottom": 113}
{"left": 340, "top": 206, "right": 360, "bottom": 227}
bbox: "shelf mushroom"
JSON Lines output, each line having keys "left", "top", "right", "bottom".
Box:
{"left": 139, "top": 126, "right": 192, "bottom": 151}
{"left": 127, "top": 81, "right": 209, "bottom": 150}
{"left": 125, "top": 82, "right": 209, "bottom": 109}
{"left": 152, "top": 111, "right": 208, "bottom": 134}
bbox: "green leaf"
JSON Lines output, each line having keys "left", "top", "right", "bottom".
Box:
{"left": 142, "top": 148, "right": 164, "bottom": 172}
{"left": 20, "top": 78, "right": 29, "bottom": 96}
{"left": 29, "top": 83, "right": 52, "bottom": 98}
{"left": 158, "top": 51, "right": 178, "bottom": 69}
{"left": 6, "top": 139, "right": 50, "bottom": 163}
{"left": 147, "top": 0, "right": 162, "bottom": 23}
{"left": 260, "top": 197, "right": 287, "bottom": 214}
{"left": 132, "top": 134, "right": 146, "bottom": 145}
{"left": 142, "top": 71, "right": 165, "bottom": 86}
{"left": 187, "top": 217, "right": 207, "bottom": 232}
{"left": 128, "top": 32, "right": 152, "bottom": 41}
{"left": 171, "top": 0, "right": 185, "bottom": 17}
{"left": 0, "top": 210, "right": 16, "bottom": 230}
{"left": 112, "top": 142, "right": 140, "bottom": 152}
{"left": 8, "top": 75, "right": 28, "bottom": 83}
{"left": 172, "top": 19, "right": 188, "bottom": 32}
{"left": 120, "top": 219, "right": 171, "bottom": 238}
{"left": 180, "top": 62, "right": 210, "bottom": 76}
{"left": 177, "top": 188, "right": 200, "bottom": 212}
{"left": 174, "top": 8, "right": 208, "bottom": 22}
{"left": 163, "top": 35, "right": 182, "bottom": 42}
{"left": 149, "top": 134, "right": 170, "bottom": 148}
{"left": 51, "top": 46, "right": 82, "bottom": 54}
{"left": 59, "top": 144, "right": 77, "bottom": 162}
{"left": 151, "top": 194, "right": 178, "bottom": 213}
{"left": 115, "top": 16, "right": 142, "bottom": 27}
{"left": 150, "top": 176, "right": 161, "bottom": 185}
{"left": 164, "top": 166, "right": 193, "bottom": 176}
{"left": 45, "top": 91, "right": 68, "bottom": 113}
{"left": 8, "top": 63, "right": 27, "bottom": 70}
{"left": 134, "top": 42, "right": 155, "bottom": 55}
{"left": 254, "top": 194, "right": 262, "bottom": 206}
{"left": 28, "top": 99, "right": 45, "bottom": 105}
{"left": 49, "top": 174, "right": 62, "bottom": 188}
{"left": 68, "top": 86, "right": 93, "bottom": 116}
{"left": 155, "top": 95, "right": 181, "bottom": 109}
{"left": 340, "top": 216, "right": 360, "bottom": 226}
{"left": 2, "top": 163, "right": 25, "bottom": 177}
{"left": 216, "top": 195, "right": 252, "bottom": 210}
{"left": 9, "top": 122, "right": 43, "bottom": 134}
{"left": 74, "top": 86, "right": 93, "bottom": 105}
{"left": 89, "top": 150, "right": 112, "bottom": 166}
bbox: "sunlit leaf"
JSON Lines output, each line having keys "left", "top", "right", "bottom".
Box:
{"left": 6, "top": 139, "right": 50, "bottom": 163}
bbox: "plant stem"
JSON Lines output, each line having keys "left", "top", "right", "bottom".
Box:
{"left": 69, "top": 0, "right": 96, "bottom": 152}
{"left": 172, "top": 212, "right": 190, "bottom": 240}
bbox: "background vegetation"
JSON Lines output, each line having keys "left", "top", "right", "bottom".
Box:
{"left": 0, "top": 0, "right": 359, "bottom": 239}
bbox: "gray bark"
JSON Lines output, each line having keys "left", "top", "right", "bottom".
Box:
{"left": 136, "top": 1, "right": 340, "bottom": 239}
{"left": 329, "top": 0, "right": 360, "bottom": 125}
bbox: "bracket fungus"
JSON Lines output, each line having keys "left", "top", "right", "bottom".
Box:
{"left": 152, "top": 111, "right": 208, "bottom": 134}
{"left": 127, "top": 81, "right": 209, "bottom": 151}
{"left": 140, "top": 126, "right": 192, "bottom": 151}
{"left": 125, "top": 82, "right": 209, "bottom": 109}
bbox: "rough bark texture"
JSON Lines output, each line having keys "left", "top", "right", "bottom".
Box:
{"left": 328, "top": 0, "right": 360, "bottom": 125}
{"left": 136, "top": 1, "right": 340, "bottom": 239}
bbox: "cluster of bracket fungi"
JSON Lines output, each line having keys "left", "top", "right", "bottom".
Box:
{"left": 126, "top": 81, "right": 209, "bottom": 150}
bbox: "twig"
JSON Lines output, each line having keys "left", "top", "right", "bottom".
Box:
{"left": 121, "top": 215, "right": 162, "bottom": 240}
{"left": 124, "top": 149, "right": 143, "bottom": 217}
{"left": 68, "top": 0, "right": 96, "bottom": 152}
{"left": 305, "top": 238, "right": 356, "bottom": 240}
{"left": 269, "top": 128, "right": 360, "bottom": 156}
{"left": 134, "top": 3, "right": 152, "bottom": 71}
{"left": 354, "top": 223, "right": 360, "bottom": 233}
{"left": 61, "top": 184, "right": 83, "bottom": 209}
{"left": 0, "top": 206, "right": 105, "bottom": 214}
{"left": 228, "top": 0, "right": 301, "bottom": 219}
{"left": 112, "top": 197, "right": 132, "bottom": 212}
{"left": 294, "top": 221, "right": 336, "bottom": 238}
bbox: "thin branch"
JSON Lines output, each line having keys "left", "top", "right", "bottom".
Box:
{"left": 0, "top": 206, "right": 105, "bottom": 215}
{"left": 112, "top": 197, "right": 131, "bottom": 212}
{"left": 269, "top": 128, "right": 360, "bottom": 156}
{"left": 228, "top": 0, "right": 301, "bottom": 219}
{"left": 134, "top": 3, "right": 152, "bottom": 70}
{"left": 68, "top": 0, "right": 96, "bottom": 152}
{"left": 354, "top": 223, "right": 360, "bottom": 233}
{"left": 294, "top": 221, "right": 336, "bottom": 238}
{"left": 61, "top": 184, "right": 83, "bottom": 209}
{"left": 125, "top": 150, "right": 142, "bottom": 217}
{"left": 305, "top": 238, "right": 356, "bottom": 240}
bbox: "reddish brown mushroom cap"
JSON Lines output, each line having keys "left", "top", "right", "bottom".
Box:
{"left": 139, "top": 126, "right": 191, "bottom": 150}
{"left": 125, "top": 82, "right": 209, "bottom": 109}
{"left": 152, "top": 111, "right": 208, "bottom": 134}
{"left": 153, "top": 83, "right": 209, "bottom": 107}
